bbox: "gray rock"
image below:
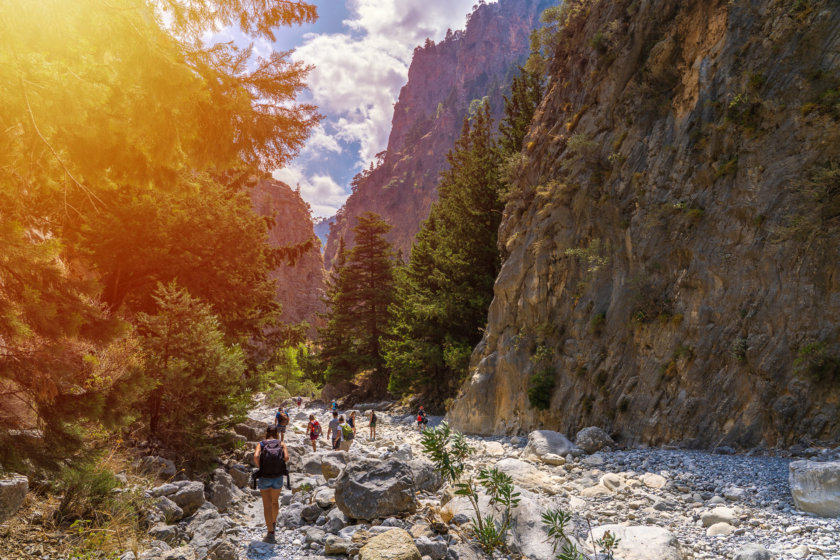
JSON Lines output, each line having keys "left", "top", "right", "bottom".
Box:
{"left": 301, "top": 502, "right": 323, "bottom": 523}
{"left": 574, "top": 427, "right": 615, "bottom": 454}
{"left": 160, "top": 546, "right": 196, "bottom": 560}
{"left": 414, "top": 536, "right": 447, "bottom": 560}
{"left": 507, "top": 489, "right": 559, "bottom": 560}
{"left": 136, "top": 456, "right": 177, "bottom": 479}
{"left": 0, "top": 475, "right": 28, "bottom": 524}
{"left": 326, "top": 507, "right": 349, "bottom": 533}
{"left": 277, "top": 502, "right": 305, "bottom": 528}
{"left": 335, "top": 458, "right": 418, "bottom": 520}
{"left": 325, "top": 535, "right": 351, "bottom": 555}
{"left": 149, "top": 523, "right": 181, "bottom": 546}
{"left": 314, "top": 486, "right": 335, "bottom": 508}
{"left": 186, "top": 509, "right": 227, "bottom": 549}
{"left": 789, "top": 460, "right": 840, "bottom": 517}
{"left": 409, "top": 458, "right": 443, "bottom": 493}
{"left": 305, "top": 526, "right": 327, "bottom": 544}
{"left": 169, "top": 481, "right": 205, "bottom": 517}
{"left": 208, "top": 538, "right": 237, "bottom": 560}
{"left": 446, "top": 544, "right": 484, "bottom": 560}
{"left": 302, "top": 453, "right": 324, "bottom": 475}
{"left": 208, "top": 469, "right": 240, "bottom": 513}
{"left": 733, "top": 543, "right": 775, "bottom": 560}
{"left": 233, "top": 422, "right": 267, "bottom": 442}
{"left": 394, "top": 443, "right": 413, "bottom": 462}
{"left": 321, "top": 451, "right": 350, "bottom": 479}
{"left": 701, "top": 506, "right": 737, "bottom": 527}
{"left": 154, "top": 496, "right": 184, "bottom": 523}
{"left": 227, "top": 466, "right": 250, "bottom": 488}
{"left": 119, "top": 552, "right": 136, "bottom": 560}
{"left": 150, "top": 483, "right": 180, "bottom": 497}
{"left": 522, "top": 430, "right": 576, "bottom": 461}
{"left": 590, "top": 525, "right": 684, "bottom": 560}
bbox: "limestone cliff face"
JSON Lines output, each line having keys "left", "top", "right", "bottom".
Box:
{"left": 324, "top": 0, "right": 554, "bottom": 267}
{"left": 449, "top": 0, "right": 840, "bottom": 447}
{"left": 250, "top": 179, "right": 324, "bottom": 326}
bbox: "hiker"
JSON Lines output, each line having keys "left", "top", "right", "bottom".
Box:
{"left": 253, "top": 426, "right": 289, "bottom": 544}
{"left": 331, "top": 400, "right": 338, "bottom": 412}
{"left": 306, "top": 414, "right": 322, "bottom": 452}
{"left": 369, "top": 410, "right": 377, "bottom": 440}
{"left": 274, "top": 406, "right": 290, "bottom": 442}
{"left": 340, "top": 414, "right": 355, "bottom": 451}
{"left": 417, "top": 405, "right": 428, "bottom": 431}
{"left": 296, "top": 396, "right": 302, "bottom": 408}
{"left": 327, "top": 411, "right": 342, "bottom": 451}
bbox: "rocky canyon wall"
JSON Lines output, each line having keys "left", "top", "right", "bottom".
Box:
{"left": 324, "top": 0, "right": 555, "bottom": 267}
{"left": 250, "top": 178, "right": 324, "bottom": 327}
{"left": 448, "top": 0, "right": 840, "bottom": 448}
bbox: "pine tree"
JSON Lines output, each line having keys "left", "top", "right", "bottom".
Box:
{"left": 317, "top": 214, "right": 396, "bottom": 389}
{"left": 385, "top": 68, "right": 543, "bottom": 404}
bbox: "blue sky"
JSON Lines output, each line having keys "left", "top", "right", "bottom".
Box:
{"left": 264, "top": 0, "right": 485, "bottom": 217}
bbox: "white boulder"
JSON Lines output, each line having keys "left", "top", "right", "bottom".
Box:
{"left": 590, "top": 525, "right": 685, "bottom": 560}
{"left": 789, "top": 460, "right": 840, "bottom": 517}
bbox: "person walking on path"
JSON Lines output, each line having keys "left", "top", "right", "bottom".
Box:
{"left": 327, "top": 411, "right": 342, "bottom": 451}
{"left": 369, "top": 410, "right": 377, "bottom": 440}
{"left": 296, "top": 396, "right": 302, "bottom": 408}
{"left": 340, "top": 414, "right": 354, "bottom": 451}
{"left": 417, "top": 406, "right": 428, "bottom": 432}
{"left": 331, "top": 400, "right": 338, "bottom": 412}
{"left": 253, "top": 426, "right": 289, "bottom": 544}
{"left": 306, "top": 414, "right": 322, "bottom": 452}
{"left": 274, "top": 406, "right": 290, "bottom": 442}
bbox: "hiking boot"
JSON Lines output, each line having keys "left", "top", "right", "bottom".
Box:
{"left": 263, "top": 532, "right": 276, "bottom": 544}
{"left": 285, "top": 478, "right": 291, "bottom": 490}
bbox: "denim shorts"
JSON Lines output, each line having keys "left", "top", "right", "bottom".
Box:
{"left": 258, "top": 476, "right": 285, "bottom": 490}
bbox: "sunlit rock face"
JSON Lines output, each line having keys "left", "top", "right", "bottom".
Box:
{"left": 324, "top": 0, "right": 554, "bottom": 267}
{"left": 250, "top": 178, "right": 325, "bottom": 328}
{"left": 448, "top": 0, "right": 840, "bottom": 447}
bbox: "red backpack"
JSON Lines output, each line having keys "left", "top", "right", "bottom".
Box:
{"left": 311, "top": 421, "right": 322, "bottom": 438}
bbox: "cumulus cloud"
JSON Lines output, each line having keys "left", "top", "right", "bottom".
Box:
{"left": 273, "top": 166, "right": 348, "bottom": 218}
{"left": 293, "top": 0, "right": 479, "bottom": 165}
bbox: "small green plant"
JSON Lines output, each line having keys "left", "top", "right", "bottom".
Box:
{"left": 542, "top": 509, "right": 621, "bottom": 559}
{"left": 565, "top": 238, "right": 609, "bottom": 273}
{"left": 725, "top": 94, "right": 761, "bottom": 130}
{"left": 528, "top": 367, "right": 556, "bottom": 410}
{"left": 730, "top": 337, "right": 748, "bottom": 362}
{"left": 589, "top": 312, "right": 606, "bottom": 335}
{"left": 56, "top": 460, "right": 119, "bottom": 522}
{"left": 715, "top": 157, "right": 738, "bottom": 179}
{"left": 421, "top": 423, "right": 520, "bottom": 553}
{"left": 793, "top": 341, "right": 840, "bottom": 382}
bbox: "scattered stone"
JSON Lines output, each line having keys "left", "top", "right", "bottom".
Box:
{"left": 233, "top": 422, "right": 267, "bottom": 442}
{"left": 409, "top": 458, "right": 443, "bottom": 493}
{"left": 208, "top": 538, "right": 237, "bottom": 560}
{"left": 574, "top": 427, "right": 615, "bottom": 454}
{"left": 169, "top": 481, "right": 205, "bottom": 517}
{"left": 335, "top": 458, "right": 418, "bottom": 520}
{"left": 321, "top": 451, "right": 350, "bottom": 479}
{"left": 0, "top": 475, "right": 28, "bottom": 524}
{"left": 707, "top": 522, "right": 735, "bottom": 536}
{"left": 522, "top": 430, "right": 576, "bottom": 462}
{"left": 326, "top": 506, "right": 350, "bottom": 533}
{"left": 149, "top": 523, "right": 180, "bottom": 546}
{"left": 208, "top": 469, "right": 239, "bottom": 513}
{"left": 413, "top": 536, "right": 447, "bottom": 560}
{"left": 359, "top": 528, "right": 421, "bottom": 560}
{"left": 732, "top": 543, "right": 775, "bottom": 560}
{"left": 493, "top": 458, "right": 550, "bottom": 490}
{"left": 701, "top": 506, "right": 738, "bottom": 527}
{"left": 590, "top": 525, "right": 685, "bottom": 560}
{"left": 324, "top": 535, "right": 351, "bottom": 555}
{"left": 154, "top": 496, "right": 184, "bottom": 523}
{"left": 483, "top": 442, "right": 505, "bottom": 456}
{"left": 161, "top": 546, "right": 196, "bottom": 560}
{"left": 227, "top": 466, "right": 250, "bottom": 488}
{"left": 639, "top": 473, "right": 667, "bottom": 489}
{"left": 789, "top": 460, "right": 840, "bottom": 517}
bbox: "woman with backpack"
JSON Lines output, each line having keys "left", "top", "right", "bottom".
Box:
{"left": 340, "top": 414, "right": 355, "bottom": 451}
{"left": 306, "top": 414, "right": 322, "bottom": 452}
{"left": 253, "top": 426, "right": 289, "bottom": 544}
{"left": 369, "top": 410, "right": 377, "bottom": 441}
{"left": 417, "top": 405, "right": 428, "bottom": 432}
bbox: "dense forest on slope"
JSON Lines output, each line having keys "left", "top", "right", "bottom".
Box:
{"left": 0, "top": 0, "right": 320, "bottom": 471}
{"left": 323, "top": 0, "right": 554, "bottom": 268}
{"left": 449, "top": 0, "right": 840, "bottom": 448}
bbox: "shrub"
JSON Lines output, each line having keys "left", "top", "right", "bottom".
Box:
{"left": 725, "top": 94, "right": 761, "bottom": 130}
{"left": 794, "top": 341, "right": 840, "bottom": 382}
{"left": 730, "top": 337, "right": 748, "bottom": 362}
{"left": 589, "top": 312, "right": 606, "bottom": 335}
{"left": 528, "top": 367, "right": 556, "bottom": 410}
{"left": 543, "top": 509, "right": 621, "bottom": 559}
{"left": 56, "top": 460, "right": 118, "bottom": 522}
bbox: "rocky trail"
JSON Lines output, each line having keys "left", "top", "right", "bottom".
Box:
{"left": 131, "top": 399, "right": 838, "bottom": 560}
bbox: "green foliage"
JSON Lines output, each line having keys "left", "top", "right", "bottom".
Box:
{"left": 136, "top": 283, "right": 248, "bottom": 460}
{"left": 730, "top": 337, "right": 748, "bottom": 362}
{"left": 776, "top": 161, "right": 840, "bottom": 241}
{"left": 318, "top": 214, "right": 397, "bottom": 389}
{"left": 543, "top": 509, "right": 620, "bottom": 559}
{"left": 56, "top": 460, "right": 118, "bottom": 522}
{"left": 564, "top": 238, "right": 609, "bottom": 273}
{"left": 499, "top": 67, "right": 545, "bottom": 155}
{"left": 421, "top": 422, "right": 519, "bottom": 554}
{"left": 589, "top": 313, "right": 606, "bottom": 335}
{"left": 794, "top": 341, "right": 840, "bottom": 382}
{"left": 528, "top": 367, "right": 556, "bottom": 410}
{"left": 724, "top": 94, "right": 761, "bottom": 130}
{"left": 263, "top": 345, "right": 321, "bottom": 399}
{"left": 715, "top": 157, "right": 739, "bottom": 179}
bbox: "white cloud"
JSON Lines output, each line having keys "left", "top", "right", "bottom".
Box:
{"left": 293, "top": 0, "right": 480, "bottom": 165}
{"left": 273, "top": 166, "right": 348, "bottom": 218}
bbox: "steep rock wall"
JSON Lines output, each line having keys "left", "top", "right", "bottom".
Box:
{"left": 324, "top": 0, "right": 554, "bottom": 267}
{"left": 250, "top": 179, "right": 325, "bottom": 326}
{"left": 449, "top": 0, "right": 840, "bottom": 448}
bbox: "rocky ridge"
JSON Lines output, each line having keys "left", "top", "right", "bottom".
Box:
{"left": 323, "top": 0, "right": 554, "bottom": 268}
{"left": 250, "top": 178, "right": 325, "bottom": 328}
{"left": 448, "top": 0, "right": 840, "bottom": 447}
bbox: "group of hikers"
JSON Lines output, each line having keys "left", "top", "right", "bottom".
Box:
{"left": 252, "top": 400, "right": 430, "bottom": 543}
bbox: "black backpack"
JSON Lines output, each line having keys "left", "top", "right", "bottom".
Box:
{"left": 259, "top": 440, "right": 288, "bottom": 477}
